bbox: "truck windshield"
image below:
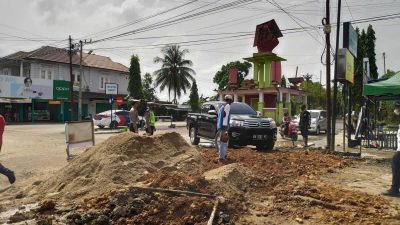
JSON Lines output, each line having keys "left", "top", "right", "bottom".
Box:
{"left": 230, "top": 103, "right": 257, "bottom": 115}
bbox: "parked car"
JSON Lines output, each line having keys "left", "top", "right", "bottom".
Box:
{"left": 186, "top": 101, "right": 277, "bottom": 151}
{"left": 93, "top": 110, "right": 130, "bottom": 129}
{"left": 308, "top": 110, "right": 327, "bottom": 135}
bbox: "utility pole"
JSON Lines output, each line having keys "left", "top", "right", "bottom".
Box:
{"left": 78, "top": 40, "right": 83, "bottom": 121}
{"left": 324, "top": 0, "right": 332, "bottom": 150}
{"left": 331, "top": 0, "right": 342, "bottom": 151}
{"left": 69, "top": 35, "right": 75, "bottom": 122}
{"left": 383, "top": 52, "right": 386, "bottom": 75}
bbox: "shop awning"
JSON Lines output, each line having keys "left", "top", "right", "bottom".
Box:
{"left": 0, "top": 98, "right": 32, "bottom": 103}
{"left": 363, "top": 72, "right": 400, "bottom": 97}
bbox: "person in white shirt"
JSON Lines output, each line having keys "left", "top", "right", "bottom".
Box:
{"left": 382, "top": 100, "right": 400, "bottom": 196}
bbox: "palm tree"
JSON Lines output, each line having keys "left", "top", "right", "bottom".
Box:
{"left": 153, "top": 44, "right": 195, "bottom": 104}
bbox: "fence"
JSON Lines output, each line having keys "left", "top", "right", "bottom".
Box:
{"left": 361, "top": 127, "right": 398, "bottom": 150}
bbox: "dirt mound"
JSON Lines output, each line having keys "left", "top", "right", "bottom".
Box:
{"left": 36, "top": 132, "right": 202, "bottom": 201}
{"left": 203, "top": 163, "right": 251, "bottom": 196}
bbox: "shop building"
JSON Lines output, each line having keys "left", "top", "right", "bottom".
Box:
{"left": 0, "top": 46, "right": 129, "bottom": 122}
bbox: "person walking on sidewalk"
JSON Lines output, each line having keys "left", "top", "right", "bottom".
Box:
{"left": 216, "top": 95, "right": 233, "bottom": 161}
{"left": 382, "top": 101, "right": 400, "bottom": 196}
{"left": 299, "top": 105, "right": 311, "bottom": 147}
{"left": 0, "top": 114, "right": 16, "bottom": 184}
{"left": 129, "top": 99, "right": 140, "bottom": 133}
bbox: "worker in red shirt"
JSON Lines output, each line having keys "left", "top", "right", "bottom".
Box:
{"left": 0, "top": 114, "right": 15, "bottom": 184}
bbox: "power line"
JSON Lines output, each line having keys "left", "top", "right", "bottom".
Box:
{"left": 344, "top": 0, "right": 355, "bottom": 20}
{"left": 90, "top": 0, "right": 260, "bottom": 44}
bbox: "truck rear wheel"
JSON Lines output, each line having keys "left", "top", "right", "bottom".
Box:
{"left": 190, "top": 127, "right": 200, "bottom": 145}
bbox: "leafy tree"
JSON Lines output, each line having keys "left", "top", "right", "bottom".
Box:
{"left": 128, "top": 54, "right": 143, "bottom": 100}
{"left": 386, "top": 69, "right": 397, "bottom": 78}
{"left": 351, "top": 28, "right": 367, "bottom": 110}
{"left": 366, "top": 25, "right": 378, "bottom": 79}
{"left": 300, "top": 80, "right": 326, "bottom": 110}
{"left": 142, "top": 73, "right": 157, "bottom": 102}
{"left": 280, "top": 75, "right": 287, "bottom": 88}
{"left": 153, "top": 44, "right": 195, "bottom": 104}
{"left": 189, "top": 80, "right": 200, "bottom": 112}
{"left": 213, "top": 61, "right": 252, "bottom": 90}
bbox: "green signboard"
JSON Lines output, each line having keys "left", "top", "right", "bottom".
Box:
{"left": 343, "top": 22, "right": 358, "bottom": 58}
{"left": 53, "top": 80, "right": 70, "bottom": 100}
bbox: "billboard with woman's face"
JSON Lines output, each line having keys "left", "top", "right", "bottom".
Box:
{"left": 0, "top": 75, "right": 53, "bottom": 99}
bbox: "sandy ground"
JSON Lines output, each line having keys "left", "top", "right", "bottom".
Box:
{"left": 1, "top": 121, "right": 400, "bottom": 224}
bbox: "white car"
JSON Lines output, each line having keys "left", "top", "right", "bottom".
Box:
{"left": 93, "top": 110, "right": 130, "bottom": 129}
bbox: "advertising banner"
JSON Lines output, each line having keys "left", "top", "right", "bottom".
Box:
{"left": 53, "top": 80, "right": 71, "bottom": 100}
{"left": 0, "top": 75, "right": 53, "bottom": 99}
{"left": 337, "top": 49, "right": 354, "bottom": 84}
{"left": 343, "top": 22, "right": 358, "bottom": 58}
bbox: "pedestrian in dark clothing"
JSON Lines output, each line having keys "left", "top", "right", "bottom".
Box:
{"left": 0, "top": 114, "right": 16, "bottom": 184}
{"left": 299, "top": 105, "right": 311, "bottom": 147}
{"left": 382, "top": 101, "right": 400, "bottom": 197}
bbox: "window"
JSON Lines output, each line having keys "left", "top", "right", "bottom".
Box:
{"left": 40, "top": 69, "right": 53, "bottom": 80}
{"left": 99, "top": 76, "right": 109, "bottom": 90}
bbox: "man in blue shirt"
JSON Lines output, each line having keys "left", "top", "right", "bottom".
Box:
{"left": 217, "top": 95, "right": 233, "bottom": 161}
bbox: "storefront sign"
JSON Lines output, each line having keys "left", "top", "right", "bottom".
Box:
{"left": 105, "top": 83, "right": 118, "bottom": 95}
{"left": 343, "top": 22, "right": 358, "bottom": 58}
{"left": 337, "top": 48, "right": 354, "bottom": 84}
{"left": 53, "top": 80, "right": 71, "bottom": 100}
{"left": 0, "top": 75, "right": 53, "bottom": 99}
{"left": 48, "top": 100, "right": 61, "bottom": 105}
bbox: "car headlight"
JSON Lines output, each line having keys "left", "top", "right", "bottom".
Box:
{"left": 270, "top": 120, "right": 277, "bottom": 128}
{"left": 230, "top": 120, "right": 244, "bottom": 127}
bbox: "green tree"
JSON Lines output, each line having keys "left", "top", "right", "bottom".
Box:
{"left": 213, "top": 61, "right": 252, "bottom": 90}
{"left": 153, "top": 44, "right": 195, "bottom": 104}
{"left": 189, "top": 80, "right": 200, "bottom": 112}
{"left": 386, "top": 69, "right": 397, "bottom": 78}
{"left": 142, "top": 73, "right": 157, "bottom": 102}
{"left": 128, "top": 54, "right": 143, "bottom": 100}
{"left": 280, "top": 75, "right": 287, "bottom": 88}
{"left": 300, "top": 80, "right": 326, "bottom": 110}
{"left": 366, "top": 25, "right": 378, "bottom": 79}
{"left": 351, "top": 28, "right": 366, "bottom": 110}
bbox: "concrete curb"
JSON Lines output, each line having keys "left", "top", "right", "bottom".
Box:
{"left": 94, "top": 129, "right": 124, "bottom": 134}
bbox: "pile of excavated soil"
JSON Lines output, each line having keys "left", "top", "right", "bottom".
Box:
{"left": 35, "top": 132, "right": 202, "bottom": 201}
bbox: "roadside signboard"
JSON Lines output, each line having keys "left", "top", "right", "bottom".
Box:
{"left": 337, "top": 48, "right": 354, "bottom": 84}
{"left": 105, "top": 83, "right": 118, "bottom": 95}
{"left": 0, "top": 75, "right": 53, "bottom": 99}
{"left": 343, "top": 22, "right": 358, "bottom": 58}
{"left": 53, "top": 80, "right": 70, "bottom": 100}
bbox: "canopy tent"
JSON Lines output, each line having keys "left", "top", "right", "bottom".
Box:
{"left": 363, "top": 71, "right": 400, "bottom": 98}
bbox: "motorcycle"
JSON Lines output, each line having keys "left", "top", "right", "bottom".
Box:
{"left": 279, "top": 118, "right": 298, "bottom": 146}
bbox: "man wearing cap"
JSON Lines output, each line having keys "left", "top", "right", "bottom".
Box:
{"left": 217, "top": 95, "right": 233, "bottom": 161}
{"left": 382, "top": 101, "right": 400, "bottom": 196}
{"left": 0, "top": 113, "right": 16, "bottom": 184}
{"left": 129, "top": 100, "right": 140, "bottom": 133}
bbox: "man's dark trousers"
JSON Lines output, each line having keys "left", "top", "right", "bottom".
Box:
{"left": 391, "top": 151, "right": 400, "bottom": 192}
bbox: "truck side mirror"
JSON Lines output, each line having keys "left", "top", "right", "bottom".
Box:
{"left": 257, "top": 111, "right": 262, "bottom": 117}
{"left": 208, "top": 110, "right": 217, "bottom": 115}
